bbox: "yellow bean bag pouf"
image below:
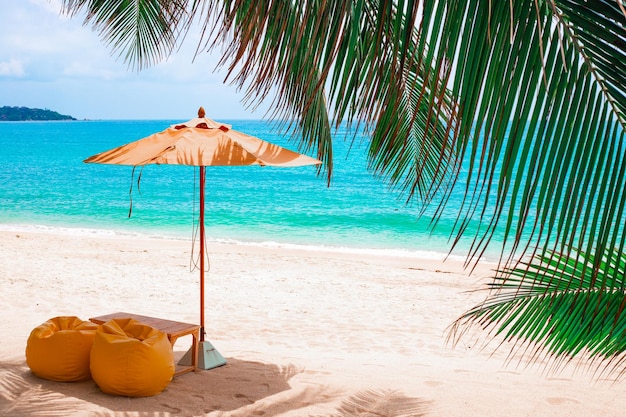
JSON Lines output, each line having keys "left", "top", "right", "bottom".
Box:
{"left": 25, "top": 316, "right": 98, "bottom": 382}
{"left": 90, "top": 318, "right": 175, "bottom": 397}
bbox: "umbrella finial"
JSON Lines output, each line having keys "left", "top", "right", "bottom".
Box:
{"left": 198, "top": 107, "right": 206, "bottom": 118}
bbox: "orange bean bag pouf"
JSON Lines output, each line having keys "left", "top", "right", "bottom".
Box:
{"left": 25, "top": 316, "right": 99, "bottom": 382}
{"left": 90, "top": 318, "right": 175, "bottom": 397}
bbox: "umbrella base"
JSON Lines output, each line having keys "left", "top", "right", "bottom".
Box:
{"left": 179, "top": 340, "right": 227, "bottom": 370}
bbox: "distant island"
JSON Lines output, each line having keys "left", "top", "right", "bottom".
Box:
{"left": 0, "top": 106, "right": 76, "bottom": 121}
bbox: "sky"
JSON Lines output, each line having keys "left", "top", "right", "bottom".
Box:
{"left": 0, "top": 0, "right": 268, "bottom": 120}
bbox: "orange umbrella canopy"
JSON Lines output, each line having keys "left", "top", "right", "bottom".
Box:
{"left": 84, "top": 111, "right": 321, "bottom": 168}
{"left": 83, "top": 109, "right": 321, "bottom": 359}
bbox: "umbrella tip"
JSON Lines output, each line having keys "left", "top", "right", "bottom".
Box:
{"left": 198, "top": 107, "right": 206, "bottom": 118}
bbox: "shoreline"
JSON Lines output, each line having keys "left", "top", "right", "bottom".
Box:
{"left": 0, "top": 222, "right": 498, "bottom": 265}
{"left": 2, "top": 229, "right": 622, "bottom": 416}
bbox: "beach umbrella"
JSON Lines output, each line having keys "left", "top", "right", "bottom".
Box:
{"left": 84, "top": 107, "right": 322, "bottom": 369}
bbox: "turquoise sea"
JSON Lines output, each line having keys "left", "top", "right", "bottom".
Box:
{"left": 0, "top": 120, "right": 499, "bottom": 260}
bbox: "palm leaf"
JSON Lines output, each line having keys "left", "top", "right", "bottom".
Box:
{"left": 438, "top": 0, "right": 626, "bottom": 372}
{"left": 201, "top": 0, "right": 460, "bottom": 192}
{"left": 61, "top": 0, "right": 189, "bottom": 70}
{"left": 426, "top": 1, "right": 626, "bottom": 268}
{"left": 449, "top": 247, "right": 626, "bottom": 377}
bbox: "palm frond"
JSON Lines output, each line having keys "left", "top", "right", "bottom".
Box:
{"left": 201, "top": 0, "right": 338, "bottom": 182}
{"left": 449, "top": 247, "right": 626, "bottom": 376}
{"left": 419, "top": 1, "right": 626, "bottom": 269}
{"left": 199, "top": 0, "right": 459, "bottom": 192}
{"left": 61, "top": 0, "right": 190, "bottom": 70}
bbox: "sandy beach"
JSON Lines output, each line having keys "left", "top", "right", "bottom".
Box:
{"left": 1, "top": 230, "right": 625, "bottom": 416}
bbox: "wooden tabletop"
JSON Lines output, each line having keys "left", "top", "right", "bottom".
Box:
{"left": 89, "top": 312, "right": 200, "bottom": 338}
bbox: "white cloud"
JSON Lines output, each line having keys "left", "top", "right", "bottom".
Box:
{"left": 0, "top": 1, "right": 269, "bottom": 119}
{"left": 0, "top": 59, "right": 26, "bottom": 77}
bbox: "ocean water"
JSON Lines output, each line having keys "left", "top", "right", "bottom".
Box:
{"left": 0, "top": 119, "right": 497, "bottom": 260}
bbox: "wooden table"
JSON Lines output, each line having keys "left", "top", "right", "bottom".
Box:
{"left": 90, "top": 312, "right": 200, "bottom": 377}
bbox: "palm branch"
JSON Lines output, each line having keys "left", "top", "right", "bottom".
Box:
{"left": 59, "top": 0, "right": 626, "bottom": 372}
{"left": 449, "top": 247, "right": 626, "bottom": 378}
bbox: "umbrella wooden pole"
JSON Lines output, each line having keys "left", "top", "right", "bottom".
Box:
{"left": 181, "top": 165, "right": 225, "bottom": 369}
{"left": 199, "top": 165, "right": 206, "bottom": 342}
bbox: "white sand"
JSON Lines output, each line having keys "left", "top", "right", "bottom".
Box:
{"left": 1, "top": 230, "right": 624, "bottom": 416}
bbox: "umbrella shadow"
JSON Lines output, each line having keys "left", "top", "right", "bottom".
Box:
{"left": 0, "top": 357, "right": 334, "bottom": 416}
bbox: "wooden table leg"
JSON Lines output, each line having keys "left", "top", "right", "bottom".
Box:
{"left": 171, "top": 329, "right": 199, "bottom": 376}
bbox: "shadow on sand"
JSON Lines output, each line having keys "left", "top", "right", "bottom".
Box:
{"left": 0, "top": 357, "right": 314, "bottom": 416}
{"left": 1, "top": 358, "right": 429, "bottom": 416}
